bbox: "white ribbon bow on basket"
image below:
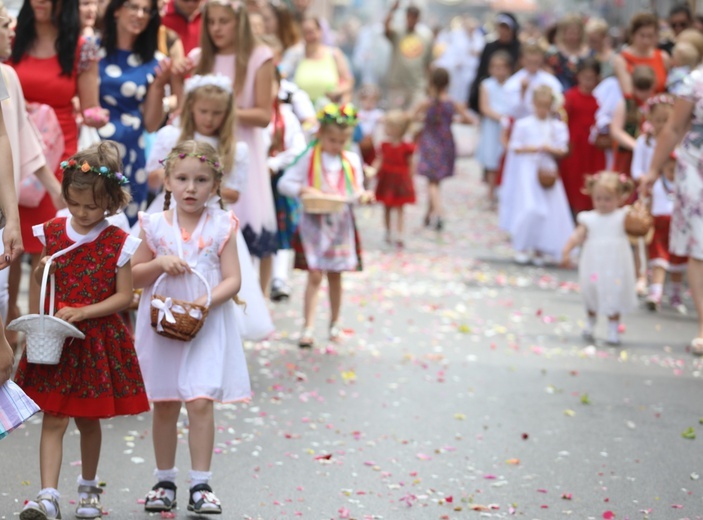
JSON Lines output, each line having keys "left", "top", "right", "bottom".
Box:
{"left": 151, "top": 297, "right": 176, "bottom": 332}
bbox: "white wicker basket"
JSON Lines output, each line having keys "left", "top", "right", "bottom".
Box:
{"left": 7, "top": 244, "right": 86, "bottom": 365}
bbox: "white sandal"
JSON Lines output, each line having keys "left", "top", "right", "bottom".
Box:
{"left": 329, "top": 322, "right": 343, "bottom": 342}
{"left": 299, "top": 327, "right": 314, "bottom": 348}
{"left": 20, "top": 493, "right": 62, "bottom": 520}
{"left": 690, "top": 338, "right": 703, "bottom": 356}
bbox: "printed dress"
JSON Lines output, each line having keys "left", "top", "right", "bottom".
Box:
{"left": 417, "top": 100, "right": 456, "bottom": 182}
{"left": 135, "top": 208, "right": 251, "bottom": 402}
{"left": 374, "top": 141, "right": 416, "bottom": 207}
{"left": 578, "top": 208, "right": 637, "bottom": 316}
{"left": 14, "top": 217, "right": 148, "bottom": 418}
{"left": 99, "top": 49, "right": 162, "bottom": 224}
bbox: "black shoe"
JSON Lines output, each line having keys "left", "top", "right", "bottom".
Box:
{"left": 270, "top": 279, "right": 290, "bottom": 302}
{"left": 434, "top": 217, "right": 444, "bottom": 231}
{"left": 188, "top": 483, "right": 222, "bottom": 515}
{"left": 144, "top": 481, "right": 177, "bottom": 512}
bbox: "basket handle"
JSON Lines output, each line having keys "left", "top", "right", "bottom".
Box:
{"left": 152, "top": 269, "right": 212, "bottom": 308}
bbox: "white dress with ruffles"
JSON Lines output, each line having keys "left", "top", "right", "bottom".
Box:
{"left": 134, "top": 207, "right": 251, "bottom": 402}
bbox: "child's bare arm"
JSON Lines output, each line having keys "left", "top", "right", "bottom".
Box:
{"left": 54, "top": 262, "right": 134, "bottom": 322}
{"left": 454, "top": 101, "right": 479, "bottom": 125}
{"left": 561, "top": 224, "right": 587, "bottom": 265}
{"left": 195, "top": 226, "right": 241, "bottom": 308}
{"left": 131, "top": 228, "right": 190, "bottom": 288}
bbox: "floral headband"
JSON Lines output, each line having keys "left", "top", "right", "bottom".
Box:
{"left": 643, "top": 93, "right": 674, "bottom": 113}
{"left": 317, "top": 103, "right": 358, "bottom": 126}
{"left": 160, "top": 152, "right": 224, "bottom": 175}
{"left": 60, "top": 160, "right": 128, "bottom": 185}
{"left": 185, "top": 74, "right": 233, "bottom": 95}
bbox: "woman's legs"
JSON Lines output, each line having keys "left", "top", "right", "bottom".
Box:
{"left": 428, "top": 181, "right": 442, "bottom": 228}
{"left": 303, "top": 270, "right": 324, "bottom": 330}
{"left": 688, "top": 257, "right": 703, "bottom": 339}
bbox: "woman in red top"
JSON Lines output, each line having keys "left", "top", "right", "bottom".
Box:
{"left": 613, "top": 12, "right": 670, "bottom": 96}
{"left": 561, "top": 58, "right": 605, "bottom": 215}
{"left": 8, "top": 0, "right": 105, "bottom": 316}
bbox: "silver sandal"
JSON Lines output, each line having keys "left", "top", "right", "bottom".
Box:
{"left": 75, "top": 485, "right": 103, "bottom": 519}
{"left": 20, "top": 493, "right": 62, "bottom": 520}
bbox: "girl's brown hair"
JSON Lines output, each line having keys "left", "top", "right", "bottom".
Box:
{"left": 62, "top": 140, "right": 131, "bottom": 215}
{"left": 271, "top": 2, "right": 300, "bottom": 51}
{"left": 582, "top": 171, "right": 635, "bottom": 200}
{"left": 430, "top": 67, "right": 450, "bottom": 94}
{"left": 196, "top": 0, "right": 257, "bottom": 96}
{"left": 179, "top": 84, "right": 236, "bottom": 174}
{"left": 161, "top": 140, "right": 225, "bottom": 212}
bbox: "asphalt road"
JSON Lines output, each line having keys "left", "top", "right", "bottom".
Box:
{"left": 1, "top": 136, "right": 702, "bottom": 519}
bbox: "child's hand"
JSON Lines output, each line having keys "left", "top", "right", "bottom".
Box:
{"left": 159, "top": 256, "right": 191, "bottom": 276}
{"left": 359, "top": 190, "right": 375, "bottom": 204}
{"left": 55, "top": 306, "right": 87, "bottom": 323}
{"left": 38, "top": 256, "right": 57, "bottom": 276}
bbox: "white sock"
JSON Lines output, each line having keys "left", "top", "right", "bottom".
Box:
{"left": 649, "top": 283, "right": 663, "bottom": 299}
{"left": 76, "top": 477, "right": 100, "bottom": 514}
{"left": 150, "top": 467, "right": 177, "bottom": 504}
{"left": 189, "top": 470, "right": 213, "bottom": 505}
{"left": 607, "top": 320, "right": 620, "bottom": 343}
{"left": 272, "top": 250, "right": 291, "bottom": 282}
{"left": 33, "top": 488, "right": 59, "bottom": 517}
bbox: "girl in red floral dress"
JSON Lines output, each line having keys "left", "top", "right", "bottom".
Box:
{"left": 14, "top": 141, "right": 149, "bottom": 520}
{"left": 373, "top": 109, "right": 416, "bottom": 247}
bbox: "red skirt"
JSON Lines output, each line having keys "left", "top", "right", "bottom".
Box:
{"left": 375, "top": 168, "right": 416, "bottom": 207}
{"left": 649, "top": 215, "right": 688, "bottom": 271}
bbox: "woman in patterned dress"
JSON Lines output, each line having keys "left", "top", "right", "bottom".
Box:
{"left": 98, "top": 0, "right": 169, "bottom": 224}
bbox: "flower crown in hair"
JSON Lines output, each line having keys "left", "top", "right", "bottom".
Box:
{"left": 317, "top": 103, "right": 358, "bottom": 126}
{"left": 184, "top": 74, "right": 233, "bottom": 95}
{"left": 644, "top": 93, "right": 674, "bottom": 112}
{"left": 160, "top": 152, "right": 224, "bottom": 175}
{"left": 60, "top": 160, "right": 129, "bottom": 185}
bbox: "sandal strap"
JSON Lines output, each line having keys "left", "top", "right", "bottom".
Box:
{"left": 190, "top": 484, "right": 221, "bottom": 510}
{"left": 190, "top": 483, "right": 214, "bottom": 494}
{"left": 77, "top": 485, "right": 103, "bottom": 495}
{"left": 151, "top": 480, "right": 177, "bottom": 492}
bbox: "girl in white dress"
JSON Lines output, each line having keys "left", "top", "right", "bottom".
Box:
{"left": 499, "top": 85, "right": 573, "bottom": 265}
{"left": 278, "top": 104, "right": 373, "bottom": 348}
{"left": 145, "top": 74, "right": 273, "bottom": 341}
{"left": 562, "top": 172, "right": 637, "bottom": 345}
{"left": 132, "top": 141, "right": 249, "bottom": 515}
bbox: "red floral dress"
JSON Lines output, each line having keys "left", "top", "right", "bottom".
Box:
{"left": 375, "top": 141, "right": 416, "bottom": 207}
{"left": 14, "top": 218, "right": 149, "bottom": 419}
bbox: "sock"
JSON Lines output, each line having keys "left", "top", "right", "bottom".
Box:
{"left": 189, "top": 470, "right": 214, "bottom": 507}
{"left": 670, "top": 282, "right": 683, "bottom": 298}
{"left": 149, "top": 467, "right": 177, "bottom": 505}
{"left": 77, "top": 477, "right": 100, "bottom": 513}
{"left": 33, "top": 488, "right": 59, "bottom": 517}
{"left": 272, "top": 250, "right": 291, "bottom": 282}
{"left": 607, "top": 320, "right": 620, "bottom": 343}
{"left": 648, "top": 283, "right": 663, "bottom": 300}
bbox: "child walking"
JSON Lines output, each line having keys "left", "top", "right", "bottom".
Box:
{"left": 278, "top": 103, "right": 373, "bottom": 348}
{"left": 145, "top": 73, "right": 273, "bottom": 341}
{"left": 15, "top": 141, "right": 149, "bottom": 520}
{"left": 475, "top": 51, "right": 512, "bottom": 206}
{"left": 373, "top": 109, "right": 416, "bottom": 246}
{"left": 132, "top": 140, "right": 248, "bottom": 514}
{"left": 414, "top": 67, "right": 477, "bottom": 230}
{"left": 646, "top": 154, "right": 688, "bottom": 312}
{"left": 500, "top": 85, "right": 572, "bottom": 265}
{"left": 562, "top": 172, "right": 638, "bottom": 345}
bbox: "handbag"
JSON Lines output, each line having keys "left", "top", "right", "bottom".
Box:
{"left": 20, "top": 103, "right": 65, "bottom": 207}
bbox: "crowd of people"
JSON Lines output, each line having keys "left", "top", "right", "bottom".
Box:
{"left": 0, "top": 0, "right": 701, "bottom": 518}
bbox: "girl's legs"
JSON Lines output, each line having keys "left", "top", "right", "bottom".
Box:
{"left": 428, "top": 181, "right": 442, "bottom": 229}
{"left": 646, "top": 265, "right": 666, "bottom": 310}
{"left": 145, "top": 401, "right": 181, "bottom": 510}
{"left": 184, "top": 399, "right": 220, "bottom": 512}
{"left": 395, "top": 207, "right": 405, "bottom": 246}
{"left": 74, "top": 418, "right": 103, "bottom": 517}
{"left": 486, "top": 169, "right": 498, "bottom": 208}
{"left": 327, "top": 272, "right": 342, "bottom": 339}
{"left": 634, "top": 240, "right": 648, "bottom": 296}
{"left": 383, "top": 206, "right": 392, "bottom": 242}
{"left": 6, "top": 258, "right": 22, "bottom": 350}
{"left": 259, "top": 255, "right": 273, "bottom": 298}
{"left": 300, "top": 270, "right": 324, "bottom": 346}
{"left": 606, "top": 313, "right": 621, "bottom": 345}
{"left": 22, "top": 414, "right": 70, "bottom": 518}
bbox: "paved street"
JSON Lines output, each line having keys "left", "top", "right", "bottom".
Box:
{"left": 2, "top": 131, "right": 703, "bottom": 519}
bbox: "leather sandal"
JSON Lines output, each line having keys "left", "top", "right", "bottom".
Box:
{"left": 20, "top": 493, "right": 62, "bottom": 520}
{"left": 144, "top": 481, "right": 177, "bottom": 512}
{"left": 188, "top": 483, "right": 222, "bottom": 514}
{"left": 75, "top": 485, "right": 103, "bottom": 519}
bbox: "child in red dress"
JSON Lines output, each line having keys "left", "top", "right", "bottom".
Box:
{"left": 373, "top": 110, "right": 415, "bottom": 246}
{"left": 561, "top": 58, "right": 605, "bottom": 215}
{"left": 14, "top": 141, "right": 149, "bottom": 520}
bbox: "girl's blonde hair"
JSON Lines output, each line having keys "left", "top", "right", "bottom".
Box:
{"left": 384, "top": 109, "right": 411, "bottom": 137}
{"left": 180, "top": 83, "right": 236, "bottom": 174}
{"left": 556, "top": 14, "right": 585, "bottom": 46}
{"left": 62, "top": 140, "right": 131, "bottom": 215}
{"left": 583, "top": 171, "right": 635, "bottom": 200}
{"left": 533, "top": 84, "right": 555, "bottom": 105}
{"left": 196, "top": 0, "right": 257, "bottom": 96}
{"left": 161, "top": 140, "right": 225, "bottom": 211}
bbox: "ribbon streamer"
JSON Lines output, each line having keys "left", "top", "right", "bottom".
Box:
{"left": 151, "top": 297, "right": 176, "bottom": 332}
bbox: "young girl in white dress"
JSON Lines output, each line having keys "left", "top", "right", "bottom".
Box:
{"left": 499, "top": 85, "right": 573, "bottom": 265}
{"left": 278, "top": 104, "right": 373, "bottom": 348}
{"left": 132, "top": 141, "right": 249, "bottom": 515}
{"left": 562, "top": 172, "right": 637, "bottom": 345}
{"left": 145, "top": 74, "right": 273, "bottom": 341}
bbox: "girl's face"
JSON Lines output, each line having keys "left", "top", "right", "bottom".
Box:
{"left": 192, "top": 96, "right": 228, "bottom": 137}
{"left": 577, "top": 69, "right": 599, "bottom": 92}
{"left": 359, "top": 92, "right": 378, "bottom": 111}
{"left": 249, "top": 11, "right": 264, "bottom": 36}
{"left": 384, "top": 120, "right": 404, "bottom": 140}
{"left": 261, "top": 4, "right": 277, "bottom": 34}
{"left": 115, "top": 0, "right": 153, "bottom": 38}
{"left": 632, "top": 25, "right": 657, "bottom": 51}
{"left": 648, "top": 104, "right": 672, "bottom": 136}
{"left": 207, "top": 5, "right": 237, "bottom": 53}
{"left": 489, "top": 58, "right": 511, "bottom": 82}
{"left": 662, "top": 158, "right": 676, "bottom": 181}
{"left": 165, "top": 157, "right": 218, "bottom": 213}
{"left": 79, "top": 0, "right": 99, "bottom": 29}
{"left": 533, "top": 96, "right": 552, "bottom": 119}
{"left": 66, "top": 187, "right": 107, "bottom": 234}
{"left": 318, "top": 125, "right": 351, "bottom": 156}
{"left": 562, "top": 24, "right": 583, "bottom": 47}
{"left": 301, "top": 19, "right": 321, "bottom": 45}
{"left": 522, "top": 52, "right": 543, "bottom": 74}
{"left": 0, "top": 9, "right": 14, "bottom": 59}
{"left": 592, "top": 184, "right": 618, "bottom": 214}
{"left": 30, "top": 0, "right": 53, "bottom": 24}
